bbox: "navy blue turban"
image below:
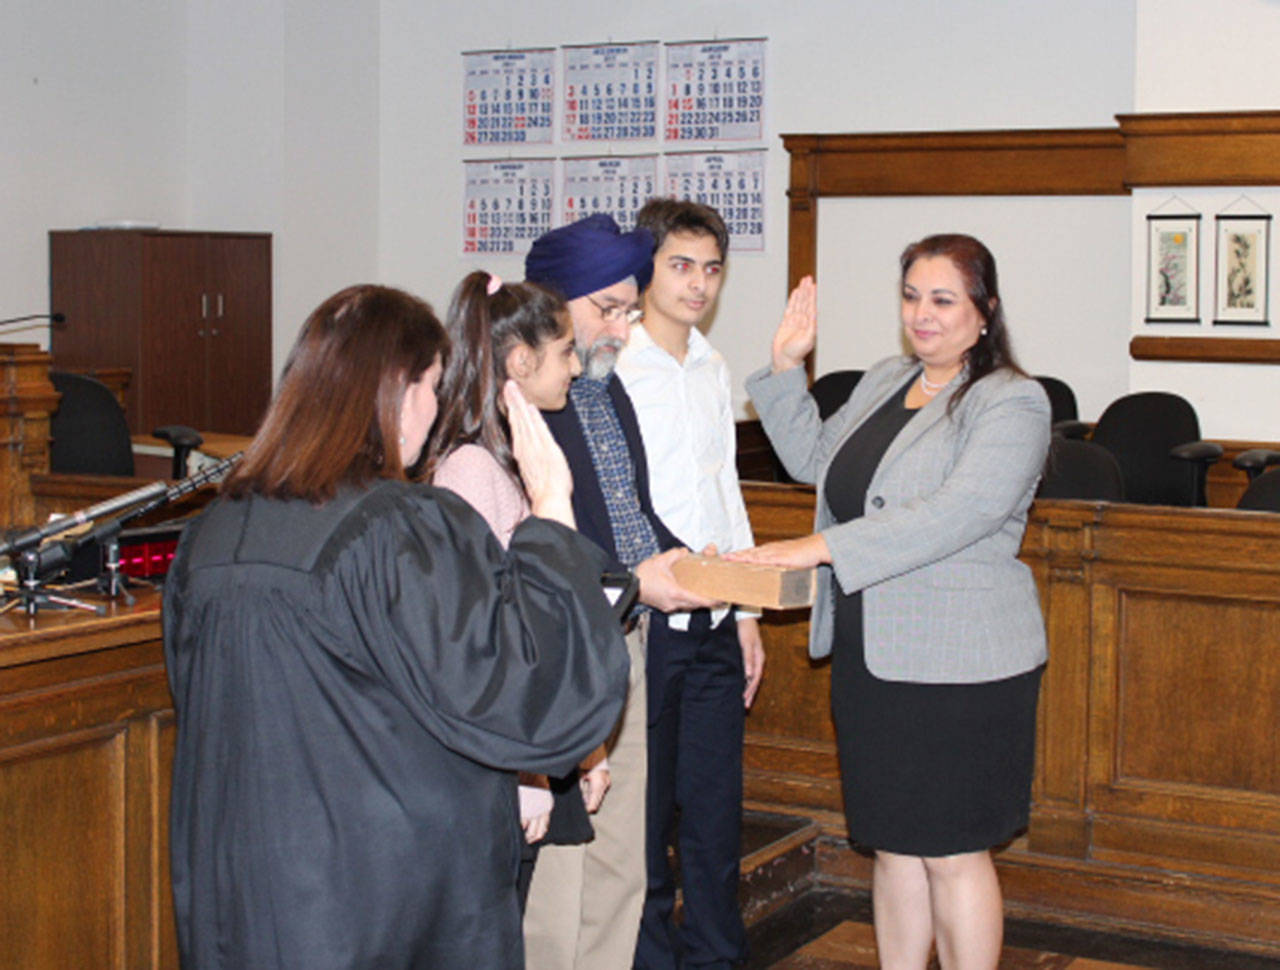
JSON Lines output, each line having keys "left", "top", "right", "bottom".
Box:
{"left": 525, "top": 214, "right": 654, "bottom": 300}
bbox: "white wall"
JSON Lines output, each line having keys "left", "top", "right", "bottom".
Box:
{"left": 378, "top": 0, "right": 1136, "bottom": 416}
{"left": 1135, "top": 0, "right": 1280, "bottom": 112}
{"left": 1, "top": 0, "right": 186, "bottom": 344}
{"left": 1132, "top": 0, "right": 1280, "bottom": 439}
{"left": 817, "top": 196, "right": 1132, "bottom": 423}
{"left": 185, "top": 0, "right": 380, "bottom": 380}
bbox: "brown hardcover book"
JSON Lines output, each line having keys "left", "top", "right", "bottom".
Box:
{"left": 670, "top": 554, "right": 816, "bottom": 610}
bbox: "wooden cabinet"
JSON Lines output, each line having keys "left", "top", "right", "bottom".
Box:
{"left": 0, "top": 593, "right": 177, "bottom": 970}
{"left": 49, "top": 229, "right": 271, "bottom": 436}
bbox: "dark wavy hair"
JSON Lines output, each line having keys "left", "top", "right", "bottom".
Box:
{"left": 899, "top": 233, "right": 1026, "bottom": 411}
{"left": 423, "top": 271, "right": 567, "bottom": 481}
{"left": 636, "top": 197, "right": 729, "bottom": 258}
{"left": 223, "top": 284, "right": 447, "bottom": 502}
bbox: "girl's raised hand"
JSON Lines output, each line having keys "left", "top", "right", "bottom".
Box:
{"left": 504, "top": 380, "right": 575, "bottom": 529}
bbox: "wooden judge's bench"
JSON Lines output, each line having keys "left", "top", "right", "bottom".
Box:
{"left": 3, "top": 345, "right": 1279, "bottom": 964}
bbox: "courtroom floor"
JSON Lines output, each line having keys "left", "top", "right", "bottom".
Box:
{"left": 743, "top": 888, "right": 1280, "bottom": 970}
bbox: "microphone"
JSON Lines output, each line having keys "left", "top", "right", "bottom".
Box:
{"left": 0, "top": 480, "right": 168, "bottom": 561}
{"left": 1, "top": 452, "right": 243, "bottom": 579}
{"left": 0, "top": 312, "right": 66, "bottom": 327}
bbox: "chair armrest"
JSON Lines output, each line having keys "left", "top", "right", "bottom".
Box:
{"left": 1170, "top": 441, "right": 1224, "bottom": 464}
{"left": 1053, "top": 420, "right": 1091, "bottom": 439}
{"left": 152, "top": 425, "right": 204, "bottom": 450}
{"left": 1232, "top": 448, "right": 1280, "bottom": 474}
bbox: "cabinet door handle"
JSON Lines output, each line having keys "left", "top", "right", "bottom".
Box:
{"left": 211, "top": 328, "right": 220, "bottom": 336}
{"left": 198, "top": 328, "right": 206, "bottom": 337}
{"left": 200, "top": 293, "right": 209, "bottom": 318}
{"left": 217, "top": 293, "right": 224, "bottom": 318}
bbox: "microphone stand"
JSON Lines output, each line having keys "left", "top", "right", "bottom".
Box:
{"left": 0, "top": 312, "right": 66, "bottom": 342}
{"left": 0, "top": 453, "right": 241, "bottom": 616}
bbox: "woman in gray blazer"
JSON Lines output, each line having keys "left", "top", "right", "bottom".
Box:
{"left": 737, "top": 235, "right": 1050, "bottom": 970}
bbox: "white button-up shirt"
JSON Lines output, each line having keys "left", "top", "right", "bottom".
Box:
{"left": 616, "top": 322, "right": 755, "bottom": 630}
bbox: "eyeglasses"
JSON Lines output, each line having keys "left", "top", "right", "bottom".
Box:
{"left": 586, "top": 294, "right": 643, "bottom": 326}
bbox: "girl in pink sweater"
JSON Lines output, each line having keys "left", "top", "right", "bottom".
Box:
{"left": 424, "top": 271, "right": 607, "bottom": 904}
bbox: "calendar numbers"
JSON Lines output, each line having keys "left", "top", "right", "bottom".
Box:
{"left": 665, "top": 39, "right": 764, "bottom": 143}
{"left": 562, "top": 156, "right": 658, "bottom": 230}
{"left": 665, "top": 151, "right": 765, "bottom": 252}
{"left": 563, "top": 43, "right": 659, "bottom": 142}
{"left": 463, "top": 160, "right": 556, "bottom": 255}
{"left": 463, "top": 49, "right": 555, "bottom": 145}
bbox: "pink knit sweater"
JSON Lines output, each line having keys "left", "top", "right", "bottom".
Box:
{"left": 433, "top": 443, "right": 550, "bottom": 822}
{"left": 434, "top": 444, "right": 530, "bottom": 548}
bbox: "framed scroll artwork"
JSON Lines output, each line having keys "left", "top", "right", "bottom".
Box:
{"left": 1214, "top": 214, "right": 1271, "bottom": 325}
{"left": 1145, "top": 214, "right": 1200, "bottom": 323}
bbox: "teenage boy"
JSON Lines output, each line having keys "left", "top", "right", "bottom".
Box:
{"left": 616, "top": 199, "right": 763, "bottom": 970}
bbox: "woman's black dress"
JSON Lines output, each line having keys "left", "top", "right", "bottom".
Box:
{"left": 824, "top": 379, "right": 1043, "bottom": 857}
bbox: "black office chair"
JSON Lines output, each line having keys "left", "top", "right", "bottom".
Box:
{"left": 1037, "top": 437, "right": 1124, "bottom": 501}
{"left": 810, "top": 369, "right": 864, "bottom": 420}
{"left": 1233, "top": 448, "right": 1280, "bottom": 482}
{"left": 1087, "top": 392, "right": 1222, "bottom": 507}
{"left": 1035, "top": 375, "right": 1079, "bottom": 428}
{"left": 153, "top": 425, "right": 205, "bottom": 479}
{"left": 1237, "top": 467, "right": 1280, "bottom": 512}
{"left": 48, "top": 371, "right": 135, "bottom": 476}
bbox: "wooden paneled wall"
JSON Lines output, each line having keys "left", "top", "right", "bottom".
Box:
{"left": 741, "top": 483, "right": 1280, "bottom": 956}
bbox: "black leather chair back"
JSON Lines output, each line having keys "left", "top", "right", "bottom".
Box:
{"left": 1089, "top": 392, "right": 1202, "bottom": 506}
{"left": 49, "top": 371, "right": 135, "bottom": 476}
{"left": 809, "top": 369, "right": 865, "bottom": 420}
{"left": 1037, "top": 437, "right": 1124, "bottom": 501}
{"left": 1035, "top": 375, "right": 1079, "bottom": 426}
{"left": 1237, "top": 467, "right": 1280, "bottom": 512}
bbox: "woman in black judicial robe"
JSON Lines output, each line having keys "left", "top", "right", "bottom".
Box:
{"left": 163, "top": 284, "right": 629, "bottom": 970}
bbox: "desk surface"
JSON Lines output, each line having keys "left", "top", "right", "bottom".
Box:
{"left": 0, "top": 586, "right": 162, "bottom": 667}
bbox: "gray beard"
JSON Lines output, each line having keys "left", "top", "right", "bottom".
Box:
{"left": 579, "top": 337, "right": 624, "bottom": 381}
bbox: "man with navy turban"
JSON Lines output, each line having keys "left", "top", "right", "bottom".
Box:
{"left": 522, "top": 214, "right": 716, "bottom": 970}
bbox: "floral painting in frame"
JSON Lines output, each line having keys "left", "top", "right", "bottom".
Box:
{"left": 1146, "top": 214, "right": 1200, "bottom": 323}
{"left": 1214, "top": 214, "right": 1271, "bottom": 325}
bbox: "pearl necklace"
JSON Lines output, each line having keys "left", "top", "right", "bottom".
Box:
{"left": 919, "top": 372, "right": 949, "bottom": 396}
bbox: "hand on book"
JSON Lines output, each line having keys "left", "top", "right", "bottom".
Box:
{"left": 725, "top": 533, "right": 831, "bottom": 570}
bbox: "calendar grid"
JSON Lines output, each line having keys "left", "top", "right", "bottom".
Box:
{"left": 563, "top": 42, "right": 659, "bottom": 142}
{"left": 463, "top": 159, "right": 556, "bottom": 255}
{"left": 460, "top": 38, "right": 769, "bottom": 257}
{"left": 463, "top": 48, "right": 556, "bottom": 146}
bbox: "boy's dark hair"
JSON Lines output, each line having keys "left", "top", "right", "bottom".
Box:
{"left": 635, "top": 197, "right": 729, "bottom": 259}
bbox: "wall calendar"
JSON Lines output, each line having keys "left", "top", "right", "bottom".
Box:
{"left": 463, "top": 48, "right": 555, "bottom": 145}
{"left": 665, "top": 151, "right": 766, "bottom": 251}
{"left": 462, "top": 159, "right": 555, "bottom": 254}
{"left": 563, "top": 42, "right": 659, "bottom": 142}
{"left": 561, "top": 155, "right": 659, "bottom": 230}
{"left": 664, "top": 39, "right": 765, "bottom": 143}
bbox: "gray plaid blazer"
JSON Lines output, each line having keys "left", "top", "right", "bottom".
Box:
{"left": 746, "top": 356, "right": 1050, "bottom": 683}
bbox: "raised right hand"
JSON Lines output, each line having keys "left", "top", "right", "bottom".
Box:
{"left": 505, "top": 380, "right": 575, "bottom": 528}
{"left": 771, "top": 275, "right": 817, "bottom": 373}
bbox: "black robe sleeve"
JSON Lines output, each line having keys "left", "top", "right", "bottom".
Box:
{"left": 344, "top": 486, "right": 629, "bottom": 777}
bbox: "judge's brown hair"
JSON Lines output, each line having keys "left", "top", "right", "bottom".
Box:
{"left": 223, "top": 284, "right": 448, "bottom": 503}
